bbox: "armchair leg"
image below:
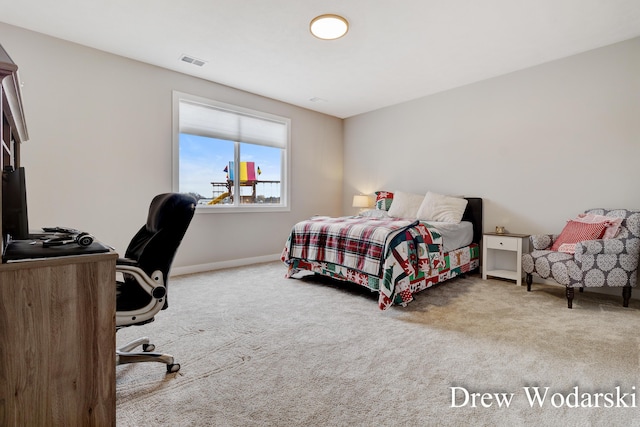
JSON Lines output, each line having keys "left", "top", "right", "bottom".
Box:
{"left": 526, "top": 273, "right": 532, "bottom": 292}
{"left": 622, "top": 286, "right": 632, "bottom": 307}
{"left": 566, "top": 286, "right": 574, "bottom": 309}
{"left": 579, "top": 287, "right": 584, "bottom": 293}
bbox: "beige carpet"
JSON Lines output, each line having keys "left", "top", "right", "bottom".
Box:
{"left": 116, "top": 262, "right": 640, "bottom": 426}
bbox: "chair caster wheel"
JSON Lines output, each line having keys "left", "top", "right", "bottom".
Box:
{"left": 142, "top": 343, "right": 155, "bottom": 352}
{"left": 167, "top": 363, "right": 180, "bottom": 373}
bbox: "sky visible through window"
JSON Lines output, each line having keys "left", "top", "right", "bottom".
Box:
{"left": 179, "top": 133, "right": 281, "bottom": 200}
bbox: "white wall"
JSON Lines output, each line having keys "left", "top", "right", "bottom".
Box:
{"left": 0, "top": 23, "right": 343, "bottom": 272}
{"left": 3, "top": 21, "right": 638, "bottom": 278}
{"left": 343, "top": 37, "right": 640, "bottom": 236}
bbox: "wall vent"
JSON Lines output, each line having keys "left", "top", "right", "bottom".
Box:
{"left": 180, "top": 54, "right": 207, "bottom": 67}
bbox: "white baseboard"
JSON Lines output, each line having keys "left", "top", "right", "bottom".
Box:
{"left": 170, "top": 253, "right": 281, "bottom": 277}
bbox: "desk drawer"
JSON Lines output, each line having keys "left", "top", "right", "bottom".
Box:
{"left": 485, "top": 235, "right": 519, "bottom": 251}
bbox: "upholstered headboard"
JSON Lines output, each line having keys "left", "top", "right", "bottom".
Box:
{"left": 462, "top": 198, "right": 483, "bottom": 244}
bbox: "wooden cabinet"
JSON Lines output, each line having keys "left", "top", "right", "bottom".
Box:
{"left": 0, "top": 252, "right": 118, "bottom": 426}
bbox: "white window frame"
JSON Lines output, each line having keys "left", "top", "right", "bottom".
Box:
{"left": 172, "top": 91, "right": 291, "bottom": 213}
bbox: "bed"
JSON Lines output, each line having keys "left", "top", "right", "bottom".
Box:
{"left": 281, "top": 194, "right": 483, "bottom": 310}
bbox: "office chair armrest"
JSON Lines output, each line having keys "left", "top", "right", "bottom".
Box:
{"left": 116, "top": 264, "right": 167, "bottom": 328}
{"left": 117, "top": 257, "right": 139, "bottom": 266}
{"left": 116, "top": 264, "right": 167, "bottom": 327}
{"left": 116, "top": 264, "right": 166, "bottom": 298}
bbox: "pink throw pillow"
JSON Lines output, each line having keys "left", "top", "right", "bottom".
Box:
{"left": 550, "top": 220, "right": 608, "bottom": 252}
{"left": 574, "top": 213, "right": 623, "bottom": 239}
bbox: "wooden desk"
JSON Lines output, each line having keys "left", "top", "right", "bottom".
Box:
{"left": 0, "top": 251, "right": 117, "bottom": 426}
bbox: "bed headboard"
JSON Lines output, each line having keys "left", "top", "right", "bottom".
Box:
{"left": 462, "top": 198, "right": 483, "bottom": 245}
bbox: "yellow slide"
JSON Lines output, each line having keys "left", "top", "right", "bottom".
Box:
{"left": 207, "top": 192, "right": 229, "bottom": 205}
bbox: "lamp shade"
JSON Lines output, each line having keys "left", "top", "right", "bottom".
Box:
{"left": 352, "top": 194, "right": 371, "bottom": 208}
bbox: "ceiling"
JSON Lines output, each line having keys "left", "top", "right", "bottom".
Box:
{"left": 1, "top": 0, "right": 639, "bottom": 118}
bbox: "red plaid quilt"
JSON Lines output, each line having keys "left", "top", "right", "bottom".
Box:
{"left": 284, "top": 216, "right": 419, "bottom": 276}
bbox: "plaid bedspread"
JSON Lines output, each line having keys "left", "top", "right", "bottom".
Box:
{"left": 283, "top": 216, "right": 419, "bottom": 276}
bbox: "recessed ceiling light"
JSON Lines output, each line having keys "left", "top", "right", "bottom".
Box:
{"left": 310, "top": 14, "right": 349, "bottom": 40}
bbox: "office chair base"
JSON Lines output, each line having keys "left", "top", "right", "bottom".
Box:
{"left": 116, "top": 336, "right": 181, "bottom": 373}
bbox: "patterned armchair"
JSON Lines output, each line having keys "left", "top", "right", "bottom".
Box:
{"left": 522, "top": 209, "right": 640, "bottom": 308}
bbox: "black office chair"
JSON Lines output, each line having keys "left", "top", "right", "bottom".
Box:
{"left": 116, "top": 193, "right": 196, "bottom": 373}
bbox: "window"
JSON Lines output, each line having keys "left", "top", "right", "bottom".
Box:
{"left": 173, "top": 92, "right": 290, "bottom": 211}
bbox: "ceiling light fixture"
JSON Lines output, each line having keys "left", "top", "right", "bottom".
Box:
{"left": 310, "top": 14, "right": 349, "bottom": 40}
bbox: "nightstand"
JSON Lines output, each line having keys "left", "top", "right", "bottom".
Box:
{"left": 482, "top": 232, "right": 530, "bottom": 286}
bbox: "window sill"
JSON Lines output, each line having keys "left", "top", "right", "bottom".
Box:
{"left": 195, "top": 205, "right": 290, "bottom": 214}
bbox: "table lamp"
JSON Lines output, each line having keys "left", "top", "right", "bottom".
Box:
{"left": 352, "top": 194, "right": 371, "bottom": 213}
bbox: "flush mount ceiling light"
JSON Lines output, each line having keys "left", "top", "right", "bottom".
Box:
{"left": 310, "top": 14, "right": 349, "bottom": 40}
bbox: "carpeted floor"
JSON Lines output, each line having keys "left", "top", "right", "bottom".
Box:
{"left": 116, "top": 262, "right": 640, "bottom": 426}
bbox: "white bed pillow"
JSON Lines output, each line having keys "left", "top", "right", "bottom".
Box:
{"left": 416, "top": 192, "right": 468, "bottom": 223}
{"left": 358, "top": 209, "right": 390, "bottom": 219}
{"left": 387, "top": 191, "right": 425, "bottom": 219}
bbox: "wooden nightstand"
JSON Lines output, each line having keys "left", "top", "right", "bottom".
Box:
{"left": 482, "top": 232, "right": 530, "bottom": 286}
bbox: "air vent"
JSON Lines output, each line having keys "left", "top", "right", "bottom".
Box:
{"left": 180, "top": 54, "right": 207, "bottom": 67}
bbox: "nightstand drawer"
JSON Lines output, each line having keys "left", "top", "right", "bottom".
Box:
{"left": 485, "top": 235, "right": 519, "bottom": 251}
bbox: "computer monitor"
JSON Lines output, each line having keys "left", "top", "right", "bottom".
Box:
{"left": 2, "top": 166, "right": 29, "bottom": 240}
